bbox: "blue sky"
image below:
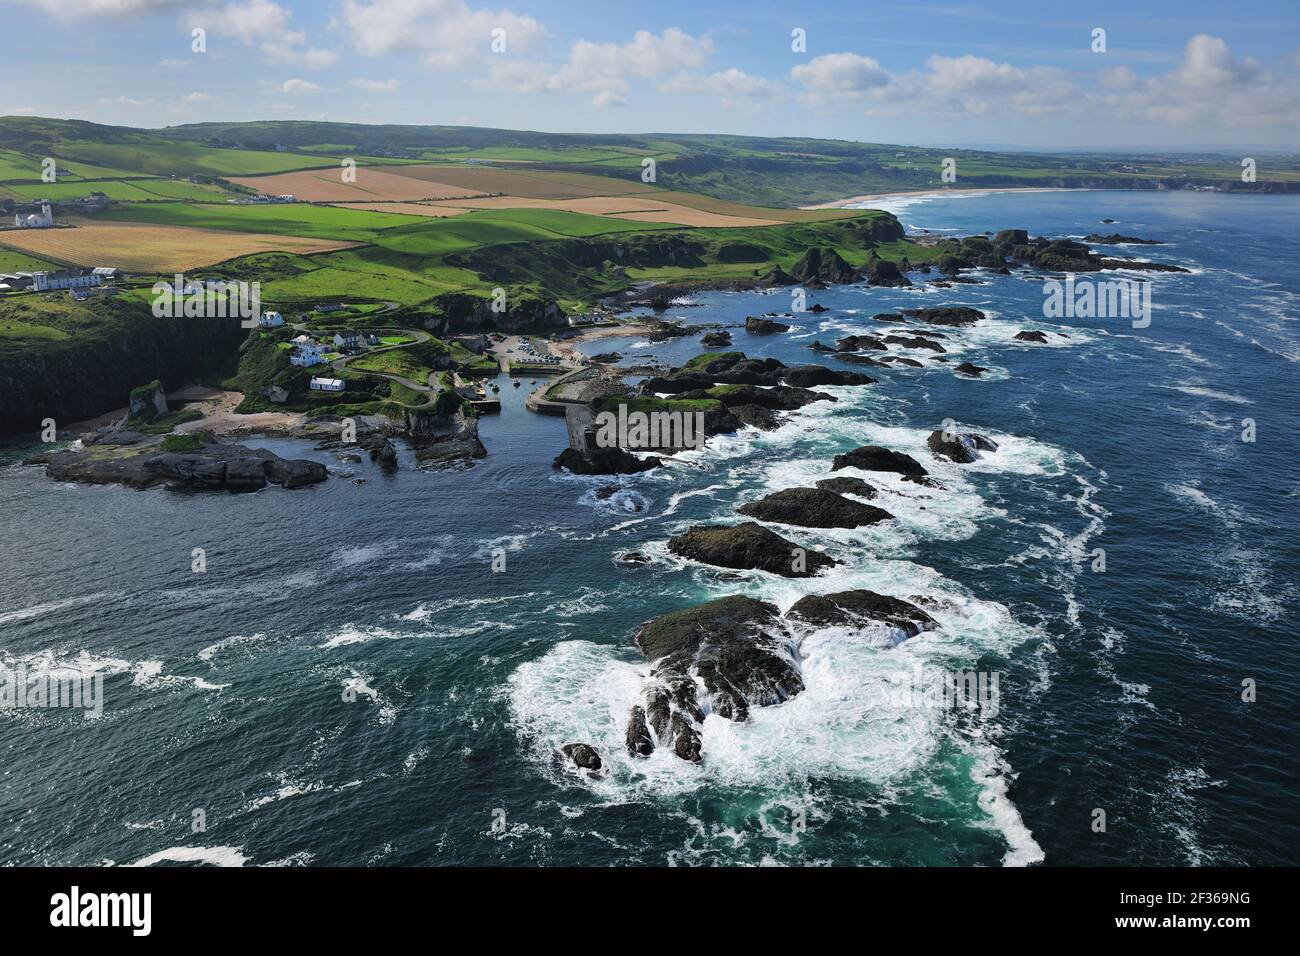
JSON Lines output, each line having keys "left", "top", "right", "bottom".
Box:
{"left": 2, "top": 0, "right": 1298, "bottom": 148}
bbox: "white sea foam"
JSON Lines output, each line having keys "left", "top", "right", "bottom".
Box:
{"left": 0, "top": 591, "right": 110, "bottom": 627}
{"left": 197, "top": 632, "right": 267, "bottom": 662}
{"left": 1162, "top": 384, "right": 1254, "bottom": 405}
{"left": 126, "top": 845, "right": 248, "bottom": 867}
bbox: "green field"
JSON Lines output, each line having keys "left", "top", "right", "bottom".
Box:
{"left": 5, "top": 178, "right": 230, "bottom": 201}
{"left": 0, "top": 248, "right": 58, "bottom": 272}
{"left": 102, "top": 201, "right": 419, "bottom": 241}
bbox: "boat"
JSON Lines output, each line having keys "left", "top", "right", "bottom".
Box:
{"left": 513, "top": 380, "right": 521, "bottom": 388}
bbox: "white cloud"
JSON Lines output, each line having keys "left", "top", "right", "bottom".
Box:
{"left": 159, "top": 57, "right": 190, "bottom": 68}
{"left": 189, "top": 1, "right": 338, "bottom": 68}
{"left": 591, "top": 90, "right": 627, "bottom": 109}
{"left": 488, "top": 27, "right": 714, "bottom": 98}
{"left": 97, "top": 95, "right": 155, "bottom": 106}
{"left": 663, "top": 67, "right": 780, "bottom": 101}
{"left": 338, "top": 0, "right": 546, "bottom": 70}
{"left": 348, "top": 78, "right": 404, "bottom": 92}
{"left": 280, "top": 78, "right": 320, "bottom": 94}
{"left": 1102, "top": 35, "right": 1298, "bottom": 129}
{"left": 13, "top": 0, "right": 184, "bottom": 15}
{"left": 790, "top": 52, "right": 891, "bottom": 104}
{"left": 180, "top": 91, "right": 214, "bottom": 102}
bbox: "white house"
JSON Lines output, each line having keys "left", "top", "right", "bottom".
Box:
{"left": 14, "top": 204, "right": 53, "bottom": 229}
{"left": 260, "top": 310, "right": 285, "bottom": 328}
{"left": 290, "top": 343, "right": 326, "bottom": 367}
{"left": 309, "top": 376, "right": 346, "bottom": 392}
{"left": 33, "top": 270, "right": 101, "bottom": 292}
{"left": 333, "top": 330, "right": 360, "bottom": 348}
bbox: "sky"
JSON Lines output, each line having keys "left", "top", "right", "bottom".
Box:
{"left": 1, "top": 0, "right": 1298, "bottom": 150}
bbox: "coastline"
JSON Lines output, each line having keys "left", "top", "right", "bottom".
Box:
{"left": 803, "top": 186, "right": 1078, "bottom": 210}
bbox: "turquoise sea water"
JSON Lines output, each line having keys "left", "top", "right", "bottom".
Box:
{"left": 1, "top": 189, "right": 1297, "bottom": 866}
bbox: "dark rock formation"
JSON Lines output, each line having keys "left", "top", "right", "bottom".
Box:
{"left": 625, "top": 706, "right": 654, "bottom": 757}
{"left": 737, "top": 487, "right": 893, "bottom": 528}
{"left": 831, "top": 445, "right": 928, "bottom": 478}
{"left": 553, "top": 446, "right": 662, "bottom": 474}
{"left": 700, "top": 330, "right": 733, "bottom": 348}
{"left": 781, "top": 365, "right": 875, "bottom": 388}
{"left": 900, "top": 307, "right": 985, "bottom": 327}
{"left": 864, "top": 258, "right": 911, "bottom": 287}
{"left": 668, "top": 523, "right": 837, "bottom": 577}
{"left": 561, "top": 743, "right": 603, "bottom": 772}
{"left": 884, "top": 334, "right": 946, "bottom": 353}
{"left": 786, "top": 589, "right": 937, "bottom": 641}
{"left": 815, "top": 476, "right": 877, "bottom": 498}
{"left": 745, "top": 316, "right": 791, "bottom": 335}
{"left": 1014, "top": 330, "right": 1049, "bottom": 344}
{"left": 837, "top": 335, "right": 886, "bottom": 352}
{"left": 954, "top": 362, "right": 987, "bottom": 377}
{"left": 1084, "top": 233, "right": 1163, "bottom": 245}
{"left": 926, "top": 429, "right": 998, "bottom": 463}
{"left": 790, "top": 247, "right": 857, "bottom": 285}
{"left": 634, "top": 595, "right": 804, "bottom": 745}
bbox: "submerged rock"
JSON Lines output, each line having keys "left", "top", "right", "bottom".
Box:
{"left": 737, "top": 487, "right": 893, "bottom": 529}
{"left": 1014, "top": 330, "right": 1049, "bottom": 344}
{"left": 668, "top": 522, "right": 837, "bottom": 577}
{"left": 954, "top": 362, "right": 988, "bottom": 377}
{"left": 700, "top": 330, "right": 733, "bottom": 348}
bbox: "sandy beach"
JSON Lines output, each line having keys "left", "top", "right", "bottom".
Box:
{"left": 803, "top": 186, "right": 1076, "bottom": 210}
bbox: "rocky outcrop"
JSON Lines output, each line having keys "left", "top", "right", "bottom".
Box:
{"left": 554, "top": 446, "right": 662, "bottom": 474}
{"left": 863, "top": 258, "right": 911, "bottom": 287}
{"left": 128, "top": 380, "right": 169, "bottom": 423}
{"left": 737, "top": 487, "right": 893, "bottom": 528}
{"left": 900, "top": 307, "right": 985, "bottom": 327}
{"left": 883, "top": 334, "right": 946, "bottom": 353}
{"left": 1014, "top": 330, "right": 1049, "bottom": 344}
{"left": 786, "top": 589, "right": 937, "bottom": 642}
{"left": 837, "top": 335, "right": 886, "bottom": 352}
{"left": 790, "top": 247, "right": 857, "bottom": 286}
{"left": 668, "top": 522, "right": 837, "bottom": 577}
{"left": 815, "top": 476, "right": 877, "bottom": 498}
{"left": 35, "top": 436, "right": 328, "bottom": 492}
{"left": 561, "top": 743, "right": 603, "bottom": 772}
{"left": 780, "top": 365, "right": 875, "bottom": 388}
{"left": 745, "top": 316, "right": 790, "bottom": 335}
{"left": 831, "top": 445, "right": 928, "bottom": 478}
{"left": 926, "top": 430, "right": 998, "bottom": 463}
{"left": 700, "top": 330, "right": 733, "bottom": 348}
{"left": 629, "top": 596, "right": 804, "bottom": 758}
{"left": 1084, "top": 233, "right": 1163, "bottom": 245}
{"left": 955, "top": 362, "right": 988, "bottom": 377}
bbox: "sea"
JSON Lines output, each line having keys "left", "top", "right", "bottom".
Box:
{"left": 1, "top": 189, "right": 1297, "bottom": 867}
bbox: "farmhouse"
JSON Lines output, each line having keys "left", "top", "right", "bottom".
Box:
{"left": 315, "top": 302, "right": 345, "bottom": 313}
{"left": 259, "top": 310, "right": 285, "bottom": 328}
{"left": 333, "top": 330, "right": 361, "bottom": 348}
{"left": 309, "top": 376, "right": 346, "bottom": 392}
{"left": 33, "top": 269, "right": 101, "bottom": 292}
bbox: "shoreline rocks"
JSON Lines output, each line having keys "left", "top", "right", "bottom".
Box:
{"left": 668, "top": 522, "right": 837, "bottom": 577}
{"left": 737, "top": 486, "right": 893, "bottom": 529}
{"left": 831, "top": 445, "right": 928, "bottom": 478}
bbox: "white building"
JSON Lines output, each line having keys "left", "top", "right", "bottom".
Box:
{"left": 309, "top": 376, "right": 346, "bottom": 392}
{"left": 15, "top": 204, "right": 53, "bottom": 229}
{"left": 290, "top": 343, "right": 326, "bottom": 367}
{"left": 33, "top": 270, "right": 101, "bottom": 292}
{"left": 333, "top": 330, "right": 360, "bottom": 348}
{"left": 260, "top": 310, "right": 285, "bottom": 328}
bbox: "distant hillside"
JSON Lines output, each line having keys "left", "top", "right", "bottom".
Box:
{"left": 4, "top": 116, "right": 1298, "bottom": 207}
